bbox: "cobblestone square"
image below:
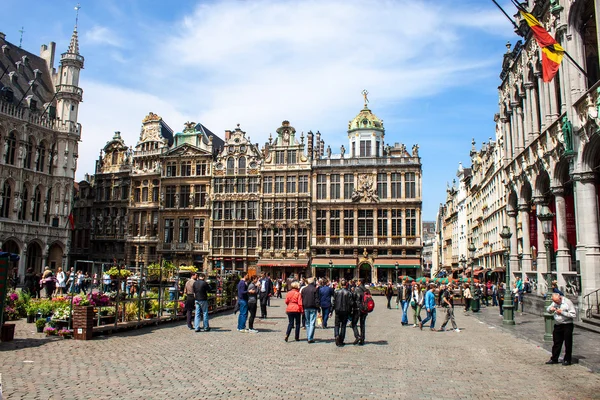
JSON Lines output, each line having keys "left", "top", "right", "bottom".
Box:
{"left": 1, "top": 297, "right": 599, "bottom": 400}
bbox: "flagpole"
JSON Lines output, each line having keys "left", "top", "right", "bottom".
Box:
{"left": 491, "top": 0, "right": 590, "bottom": 79}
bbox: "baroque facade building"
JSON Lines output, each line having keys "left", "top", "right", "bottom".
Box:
{"left": 436, "top": 0, "right": 600, "bottom": 297}
{"left": 0, "top": 25, "right": 83, "bottom": 278}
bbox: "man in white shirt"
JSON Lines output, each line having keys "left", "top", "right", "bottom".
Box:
{"left": 545, "top": 293, "right": 577, "bottom": 366}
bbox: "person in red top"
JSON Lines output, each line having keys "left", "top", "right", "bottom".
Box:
{"left": 284, "top": 281, "right": 303, "bottom": 342}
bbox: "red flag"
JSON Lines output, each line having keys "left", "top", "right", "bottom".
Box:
{"left": 518, "top": 10, "right": 564, "bottom": 82}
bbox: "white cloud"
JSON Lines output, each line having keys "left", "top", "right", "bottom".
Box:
{"left": 76, "top": 0, "right": 509, "bottom": 181}
{"left": 83, "top": 25, "right": 124, "bottom": 48}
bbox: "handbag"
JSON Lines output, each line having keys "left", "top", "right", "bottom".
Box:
{"left": 410, "top": 300, "right": 416, "bottom": 308}
{"left": 316, "top": 313, "right": 323, "bottom": 328}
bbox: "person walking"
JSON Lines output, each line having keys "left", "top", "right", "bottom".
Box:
{"left": 497, "top": 282, "right": 506, "bottom": 316}
{"left": 545, "top": 293, "right": 576, "bottom": 366}
{"left": 318, "top": 279, "right": 334, "bottom": 329}
{"left": 276, "top": 278, "right": 282, "bottom": 298}
{"left": 102, "top": 272, "right": 112, "bottom": 293}
{"left": 23, "top": 268, "right": 36, "bottom": 296}
{"left": 183, "top": 272, "right": 197, "bottom": 330}
{"left": 463, "top": 283, "right": 472, "bottom": 312}
{"left": 398, "top": 279, "right": 412, "bottom": 326}
{"left": 301, "top": 277, "right": 320, "bottom": 343}
{"left": 419, "top": 284, "right": 436, "bottom": 331}
{"left": 193, "top": 273, "right": 210, "bottom": 332}
{"left": 284, "top": 281, "right": 303, "bottom": 342}
{"left": 439, "top": 284, "right": 459, "bottom": 332}
{"left": 411, "top": 283, "right": 424, "bottom": 327}
{"left": 332, "top": 279, "right": 353, "bottom": 347}
{"left": 259, "top": 273, "right": 273, "bottom": 319}
{"left": 42, "top": 266, "right": 55, "bottom": 298}
{"left": 55, "top": 267, "right": 66, "bottom": 296}
{"left": 384, "top": 282, "right": 394, "bottom": 309}
{"left": 351, "top": 278, "right": 368, "bottom": 345}
{"left": 247, "top": 276, "right": 259, "bottom": 333}
{"left": 237, "top": 275, "right": 249, "bottom": 332}
{"left": 491, "top": 282, "right": 498, "bottom": 307}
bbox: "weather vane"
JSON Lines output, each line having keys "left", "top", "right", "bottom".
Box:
{"left": 74, "top": 3, "right": 81, "bottom": 29}
{"left": 362, "top": 89, "right": 369, "bottom": 105}
{"left": 18, "top": 27, "right": 25, "bottom": 48}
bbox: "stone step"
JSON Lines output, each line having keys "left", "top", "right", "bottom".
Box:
{"left": 591, "top": 313, "right": 600, "bottom": 320}
{"left": 581, "top": 316, "right": 600, "bottom": 328}
{"left": 575, "top": 320, "right": 600, "bottom": 335}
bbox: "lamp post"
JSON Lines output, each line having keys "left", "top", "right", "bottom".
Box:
{"left": 395, "top": 261, "right": 399, "bottom": 283}
{"left": 537, "top": 204, "right": 555, "bottom": 341}
{"left": 500, "top": 225, "right": 515, "bottom": 325}
{"left": 329, "top": 259, "right": 333, "bottom": 281}
{"left": 468, "top": 238, "right": 478, "bottom": 312}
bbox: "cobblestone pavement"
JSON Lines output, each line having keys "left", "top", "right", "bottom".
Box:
{"left": 1, "top": 296, "right": 600, "bottom": 400}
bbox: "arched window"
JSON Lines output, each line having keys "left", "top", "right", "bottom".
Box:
{"left": 4, "top": 132, "right": 16, "bottom": 165}
{"left": 238, "top": 157, "right": 246, "bottom": 175}
{"left": 48, "top": 143, "right": 56, "bottom": 175}
{"left": 18, "top": 186, "right": 28, "bottom": 220}
{"left": 36, "top": 141, "right": 46, "bottom": 172}
{"left": 112, "top": 151, "right": 118, "bottom": 165}
{"left": 32, "top": 186, "right": 41, "bottom": 222}
{"left": 1, "top": 181, "right": 11, "bottom": 218}
{"left": 45, "top": 188, "right": 52, "bottom": 223}
{"left": 226, "top": 157, "right": 235, "bottom": 175}
{"left": 24, "top": 138, "right": 33, "bottom": 169}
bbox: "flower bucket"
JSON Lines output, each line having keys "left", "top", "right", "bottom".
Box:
{"left": 1, "top": 323, "right": 16, "bottom": 342}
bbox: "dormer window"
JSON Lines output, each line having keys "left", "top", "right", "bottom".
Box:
{"left": 275, "top": 151, "right": 284, "bottom": 165}
{"left": 226, "top": 157, "right": 235, "bottom": 175}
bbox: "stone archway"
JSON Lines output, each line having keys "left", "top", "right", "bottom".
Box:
{"left": 26, "top": 242, "right": 43, "bottom": 274}
{"left": 48, "top": 242, "right": 64, "bottom": 271}
{"left": 358, "top": 262, "right": 372, "bottom": 283}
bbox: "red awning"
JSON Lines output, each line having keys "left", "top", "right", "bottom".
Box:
{"left": 257, "top": 259, "right": 308, "bottom": 267}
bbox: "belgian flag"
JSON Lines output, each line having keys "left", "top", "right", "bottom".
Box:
{"left": 516, "top": 3, "right": 564, "bottom": 82}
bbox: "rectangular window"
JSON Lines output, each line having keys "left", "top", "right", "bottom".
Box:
{"left": 263, "top": 177, "right": 273, "bottom": 194}
{"left": 224, "top": 201, "right": 234, "bottom": 220}
{"left": 273, "top": 228, "right": 284, "bottom": 249}
{"left": 248, "top": 177, "right": 259, "bottom": 193}
{"left": 286, "top": 176, "right": 296, "bottom": 193}
{"left": 194, "top": 218, "right": 204, "bottom": 243}
{"left": 405, "top": 173, "right": 416, "bottom": 198}
{"left": 344, "top": 210, "right": 354, "bottom": 237}
{"left": 212, "top": 230, "right": 222, "bottom": 248}
{"left": 164, "top": 219, "right": 174, "bottom": 243}
{"left": 316, "top": 174, "right": 327, "bottom": 199}
{"left": 247, "top": 230, "right": 257, "bottom": 248}
{"left": 179, "top": 218, "right": 189, "bottom": 243}
{"left": 152, "top": 187, "right": 159, "bottom": 202}
{"left": 181, "top": 162, "right": 191, "bottom": 177}
{"left": 275, "top": 176, "right": 285, "bottom": 193}
{"left": 406, "top": 209, "right": 416, "bottom": 236}
{"left": 351, "top": 142, "right": 356, "bottom": 158}
{"left": 166, "top": 163, "right": 177, "bottom": 177}
{"left": 360, "top": 140, "right": 371, "bottom": 157}
{"left": 377, "top": 173, "right": 387, "bottom": 199}
{"left": 391, "top": 173, "right": 401, "bottom": 199}
{"left": 376, "top": 141, "right": 380, "bottom": 157}
{"left": 213, "top": 201, "right": 222, "bottom": 220}
{"left": 297, "top": 228, "right": 307, "bottom": 250}
{"left": 330, "top": 210, "right": 340, "bottom": 237}
{"left": 122, "top": 185, "right": 130, "bottom": 201}
{"left": 262, "top": 229, "right": 272, "bottom": 249}
{"left": 248, "top": 201, "right": 258, "bottom": 220}
{"left": 225, "top": 178, "right": 235, "bottom": 193}
{"left": 286, "top": 201, "right": 296, "bottom": 220}
{"left": 330, "top": 174, "right": 341, "bottom": 200}
{"left": 263, "top": 202, "right": 273, "bottom": 220}
{"left": 214, "top": 178, "right": 223, "bottom": 193}
{"left": 195, "top": 161, "right": 207, "bottom": 176}
{"left": 287, "top": 151, "right": 297, "bottom": 164}
{"left": 134, "top": 188, "right": 141, "bottom": 203}
{"left": 286, "top": 228, "right": 295, "bottom": 250}
{"left": 316, "top": 210, "right": 327, "bottom": 236}
{"left": 235, "top": 201, "right": 246, "bottom": 220}
{"left": 358, "top": 209, "right": 373, "bottom": 237}
{"left": 194, "top": 185, "right": 207, "bottom": 207}
{"left": 235, "top": 230, "right": 245, "bottom": 248}
{"left": 223, "top": 230, "right": 233, "bottom": 248}
{"left": 274, "top": 201, "right": 285, "bottom": 220}
{"left": 275, "top": 151, "right": 285, "bottom": 165}
{"left": 165, "top": 186, "right": 176, "bottom": 208}
{"left": 298, "top": 175, "right": 309, "bottom": 193}
{"left": 298, "top": 201, "right": 308, "bottom": 220}
{"left": 133, "top": 211, "right": 140, "bottom": 236}
{"left": 391, "top": 209, "right": 402, "bottom": 236}
{"left": 236, "top": 178, "right": 246, "bottom": 193}
{"left": 180, "top": 185, "right": 190, "bottom": 208}
{"left": 344, "top": 174, "right": 354, "bottom": 200}
{"left": 377, "top": 209, "right": 388, "bottom": 237}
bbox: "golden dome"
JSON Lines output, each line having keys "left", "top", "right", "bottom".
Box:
{"left": 348, "top": 105, "right": 384, "bottom": 132}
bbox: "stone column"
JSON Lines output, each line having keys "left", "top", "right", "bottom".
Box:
{"left": 508, "top": 210, "right": 519, "bottom": 283}
{"left": 501, "top": 116, "right": 511, "bottom": 161}
{"left": 522, "top": 87, "right": 532, "bottom": 147}
{"left": 519, "top": 202, "right": 532, "bottom": 272}
{"left": 573, "top": 172, "right": 600, "bottom": 297}
{"left": 532, "top": 197, "right": 547, "bottom": 295}
{"left": 511, "top": 103, "right": 523, "bottom": 152}
{"left": 547, "top": 80, "right": 559, "bottom": 120}
{"left": 551, "top": 187, "right": 571, "bottom": 290}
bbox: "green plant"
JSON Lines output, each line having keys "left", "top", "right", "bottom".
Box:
{"left": 35, "top": 318, "right": 47, "bottom": 329}
{"left": 124, "top": 302, "right": 139, "bottom": 321}
{"left": 106, "top": 267, "right": 132, "bottom": 279}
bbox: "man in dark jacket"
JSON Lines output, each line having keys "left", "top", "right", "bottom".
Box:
{"left": 259, "top": 273, "right": 273, "bottom": 319}
{"left": 351, "top": 278, "right": 368, "bottom": 345}
{"left": 301, "top": 277, "right": 320, "bottom": 343}
{"left": 318, "top": 279, "right": 334, "bottom": 328}
{"left": 332, "top": 279, "right": 353, "bottom": 347}
{"left": 193, "top": 273, "right": 211, "bottom": 332}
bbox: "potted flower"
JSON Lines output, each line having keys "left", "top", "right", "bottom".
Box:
{"left": 57, "top": 328, "right": 73, "bottom": 339}
{"left": 26, "top": 303, "right": 37, "bottom": 323}
{"left": 35, "top": 318, "right": 46, "bottom": 333}
{"left": 43, "top": 326, "right": 57, "bottom": 336}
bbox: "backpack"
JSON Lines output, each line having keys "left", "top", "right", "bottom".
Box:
{"left": 361, "top": 291, "right": 375, "bottom": 314}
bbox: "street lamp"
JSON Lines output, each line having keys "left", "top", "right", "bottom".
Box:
{"left": 537, "top": 203, "right": 555, "bottom": 341}
{"left": 468, "top": 238, "right": 478, "bottom": 312}
{"left": 329, "top": 259, "right": 333, "bottom": 281}
{"left": 395, "top": 261, "right": 399, "bottom": 283}
{"left": 500, "top": 225, "right": 515, "bottom": 325}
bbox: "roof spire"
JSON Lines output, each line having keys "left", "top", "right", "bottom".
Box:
{"left": 68, "top": 3, "right": 81, "bottom": 54}
{"left": 18, "top": 26, "right": 25, "bottom": 48}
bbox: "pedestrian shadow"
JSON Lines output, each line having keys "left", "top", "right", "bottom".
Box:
{"left": 365, "top": 340, "right": 388, "bottom": 346}
{"left": 254, "top": 328, "right": 278, "bottom": 333}
{"left": 206, "top": 328, "right": 231, "bottom": 332}
{"left": 0, "top": 337, "right": 56, "bottom": 352}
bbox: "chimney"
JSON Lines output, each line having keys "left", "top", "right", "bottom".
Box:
{"left": 307, "top": 131, "right": 314, "bottom": 160}
{"left": 0, "top": 32, "right": 5, "bottom": 40}
{"left": 224, "top": 130, "right": 231, "bottom": 141}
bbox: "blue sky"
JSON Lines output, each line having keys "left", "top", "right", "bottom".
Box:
{"left": 2, "top": 0, "right": 517, "bottom": 220}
